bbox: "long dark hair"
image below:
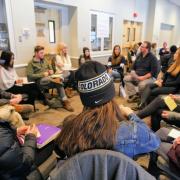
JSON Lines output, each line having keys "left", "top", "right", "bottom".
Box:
{"left": 112, "top": 45, "right": 121, "bottom": 58}
{"left": 56, "top": 99, "right": 124, "bottom": 157}
{"left": 83, "top": 47, "right": 91, "bottom": 60}
{"left": 111, "top": 45, "right": 123, "bottom": 66}
{"left": 0, "top": 51, "right": 14, "bottom": 69}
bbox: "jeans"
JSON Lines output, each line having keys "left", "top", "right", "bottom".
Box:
{"left": 110, "top": 70, "right": 121, "bottom": 80}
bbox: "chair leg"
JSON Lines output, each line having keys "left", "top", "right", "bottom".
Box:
{"left": 148, "top": 152, "right": 162, "bottom": 179}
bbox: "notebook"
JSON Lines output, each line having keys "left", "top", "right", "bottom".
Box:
{"left": 50, "top": 74, "right": 63, "bottom": 79}
{"left": 36, "top": 124, "right": 61, "bottom": 149}
{"left": 168, "top": 129, "right": 180, "bottom": 139}
{"left": 62, "top": 65, "right": 77, "bottom": 71}
{"left": 164, "top": 96, "right": 177, "bottom": 111}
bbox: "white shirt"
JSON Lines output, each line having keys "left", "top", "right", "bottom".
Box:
{"left": 55, "top": 54, "right": 72, "bottom": 73}
{"left": 0, "top": 65, "right": 18, "bottom": 90}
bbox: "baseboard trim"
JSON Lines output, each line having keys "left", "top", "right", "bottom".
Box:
{"left": 14, "top": 64, "right": 28, "bottom": 68}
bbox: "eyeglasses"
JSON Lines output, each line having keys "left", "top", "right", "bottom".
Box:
{"left": 140, "top": 45, "right": 147, "bottom": 49}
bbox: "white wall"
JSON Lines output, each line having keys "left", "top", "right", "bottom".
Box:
{"left": 152, "top": 0, "right": 180, "bottom": 47}
{"left": 35, "top": 7, "right": 61, "bottom": 54}
{"left": 146, "top": 0, "right": 156, "bottom": 42}
{"left": 6, "top": 0, "right": 36, "bottom": 66}
{"left": 4, "top": 0, "right": 180, "bottom": 69}
{"left": 35, "top": 0, "right": 150, "bottom": 56}
{"left": 74, "top": 0, "right": 150, "bottom": 55}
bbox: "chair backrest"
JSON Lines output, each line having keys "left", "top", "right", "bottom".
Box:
{"left": 49, "top": 149, "right": 155, "bottom": 180}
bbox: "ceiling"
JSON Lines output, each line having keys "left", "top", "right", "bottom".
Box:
{"left": 169, "top": 0, "right": 180, "bottom": 6}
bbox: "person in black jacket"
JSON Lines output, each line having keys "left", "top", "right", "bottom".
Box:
{"left": 159, "top": 42, "right": 169, "bottom": 60}
{"left": 137, "top": 47, "right": 180, "bottom": 109}
{"left": 78, "top": 47, "right": 92, "bottom": 66}
{"left": 161, "top": 45, "right": 177, "bottom": 73}
{"left": 124, "top": 41, "right": 158, "bottom": 100}
{"left": 0, "top": 121, "right": 40, "bottom": 180}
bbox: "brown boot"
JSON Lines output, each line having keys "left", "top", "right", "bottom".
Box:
{"left": 65, "top": 87, "right": 74, "bottom": 98}
{"left": 63, "top": 100, "right": 74, "bottom": 112}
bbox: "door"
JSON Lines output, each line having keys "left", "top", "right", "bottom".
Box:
{"left": 122, "top": 20, "right": 143, "bottom": 56}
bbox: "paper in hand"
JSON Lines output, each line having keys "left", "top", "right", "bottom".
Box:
{"left": 168, "top": 129, "right": 180, "bottom": 139}
{"left": 164, "top": 96, "right": 177, "bottom": 111}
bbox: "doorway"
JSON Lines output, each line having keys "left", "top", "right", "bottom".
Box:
{"left": 122, "top": 20, "right": 143, "bottom": 56}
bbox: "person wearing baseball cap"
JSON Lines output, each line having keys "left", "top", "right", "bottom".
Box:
{"left": 55, "top": 61, "right": 160, "bottom": 158}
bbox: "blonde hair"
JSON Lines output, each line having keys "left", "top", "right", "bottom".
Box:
{"left": 167, "top": 48, "right": 180, "bottom": 76}
{"left": 0, "top": 105, "right": 25, "bottom": 128}
{"left": 57, "top": 42, "right": 67, "bottom": 55}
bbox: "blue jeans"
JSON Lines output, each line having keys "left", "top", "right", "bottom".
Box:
{"left": 109, "top": 70, "right": 121, "bottom": 81}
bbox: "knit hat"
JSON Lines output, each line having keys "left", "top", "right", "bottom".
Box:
{"left": 75, "top": 61, "right": 115, "bottom": 107}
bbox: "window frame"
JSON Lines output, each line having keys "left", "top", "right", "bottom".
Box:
{"left": 48, "top": 20, "right": 56, "bottom": 43}
{"left": 90, "top": 10, "right": 114, "bottom": 56}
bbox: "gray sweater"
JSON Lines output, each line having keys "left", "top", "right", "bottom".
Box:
{"left": 49, "top": 149, "right": 155, "bottom": 180}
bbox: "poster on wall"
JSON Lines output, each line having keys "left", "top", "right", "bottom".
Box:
{"left": 97, "top": 12, "right": 109, "bottom": 38}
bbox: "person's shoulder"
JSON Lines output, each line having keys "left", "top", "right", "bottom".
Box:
{"left": 0, "top": 121, "right": 14, "bottom": 149}
{"left": 136, "top": 53, "right": 142, "bottom": 59}
{"left": 27, "top": 58, "right": 35, "bottom": 65}
{"left": 148, "top": 52, "right": 157, "bottom": 60}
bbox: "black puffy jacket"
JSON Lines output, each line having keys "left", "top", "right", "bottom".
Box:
{"left": 0, "top": 121, "right": 36, "bottom": 180}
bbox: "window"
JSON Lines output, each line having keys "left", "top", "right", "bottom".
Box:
{"left": 48, "top": 20, "right": 55, "bottom": 43}
{"left": 91, "top": 14, "right": 101, "bottom": 51}
{"left": 0, "top": 0, "right": 10, "bottom": 51}
{"left": 133, "top": 28, "right": 136, "bottom": 41}
{"left": 104, "top": 17, "right": 113, "bottom": 51}
{"left": 90, "top": 11, "right": 114, "bottom": 52}
{"left": 127, "top": 28, "right": 130, "bottom": 42}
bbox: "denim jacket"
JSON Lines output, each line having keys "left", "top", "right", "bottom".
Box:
{"left": 114, "top": 113, "right": 161, "bottom": 158}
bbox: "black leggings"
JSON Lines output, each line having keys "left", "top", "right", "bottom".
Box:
{"left": 7, "top": 83, "right": 44, "bottom": 106}
{"left": 141, "top": 83, "right": 177, "bottom": 105}
{"left": 138, "top": 96, "right": 166, "bottom": 118}
{"left": 137, "top": 95, "right": 180, "bottom": 131}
